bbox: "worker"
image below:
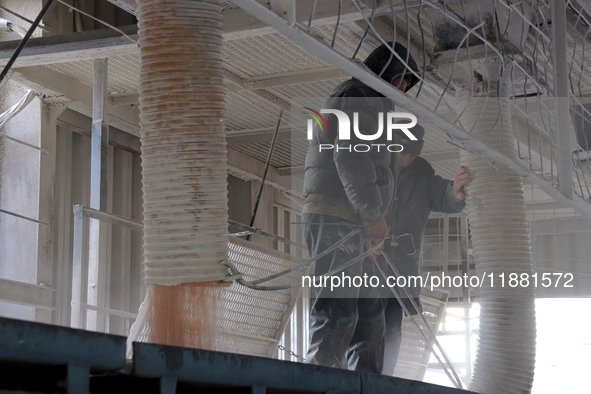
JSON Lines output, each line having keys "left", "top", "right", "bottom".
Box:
{"left": 380, "top": 124, "right": 470, "bottom": 375}
{"left": 301, "top": 42, "right": 419, "bottom": 373}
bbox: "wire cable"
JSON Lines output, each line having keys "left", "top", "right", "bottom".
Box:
{"left": 250, "top": 227, "right": 363, "bottom": 285}
{"left": 331, "top": 0, "right": 342, "bottom": 48}
{"left": 221, "top": 228, "right": 363, "bottom": 286}
{"left": 352, "top": 0, "right": 376, "bottom": 59}
{"left": 0, "top": 0, "right": 56, "bottom": 86}
{"left": 224, "top": 239, "right": 384, "bottom": 291}
{"left": 307, "top": 0, "right": 318, "bottom": 28}
{"left": 246, "top": 110, "right": 283, "bottom": 241}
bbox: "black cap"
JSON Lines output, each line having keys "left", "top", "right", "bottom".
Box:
{"left": 363, "top": 42, "right": 419, "bottom": 92}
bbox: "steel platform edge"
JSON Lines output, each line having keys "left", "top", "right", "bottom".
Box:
{"left": 0, "top": 316, "right": 476, "bottom": 393}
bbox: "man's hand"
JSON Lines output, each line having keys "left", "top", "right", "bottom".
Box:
{"left": 454, "top": 166, "right": 470, "bottom": 200}
{"left": 364, "top": 218, "right": 388, "bottom": 257}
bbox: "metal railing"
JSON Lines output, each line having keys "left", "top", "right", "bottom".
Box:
{"left": 70, "top": 205, "right": 303, "bottom": 332}
{"left": 70, "top": 205, "right": 142, "bottom": 330}
{"left": 231, "top": 0, "right": 591, "bottom": 219}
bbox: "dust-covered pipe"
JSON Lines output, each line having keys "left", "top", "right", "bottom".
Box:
{"left": 457, "top": 94, "right": 536, "bottom": 393}
{"left": 128, "top": 0, "right": 229, "bottom": 350}
{"left": 138, "top": 0, "right": 228, "bottom": 286}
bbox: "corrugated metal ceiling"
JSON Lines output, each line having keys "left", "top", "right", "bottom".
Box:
{"left": 36, "top": 0, "right": 591, "bottom": 218}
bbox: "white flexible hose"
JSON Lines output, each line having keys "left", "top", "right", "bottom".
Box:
{"left": 457, "top": 94, "right": 536, "bottom": 394}
{"left": 0, "top": 18, "right": 27, "bottom": 38}
{"left": 0, "top": 90, "right": 36, "bottom": 128}
{"left": 137, "top": 0, "right": 228, "bottom": 285}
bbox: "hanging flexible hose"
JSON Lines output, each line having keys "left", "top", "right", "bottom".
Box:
{"left": 129, "top": 0, "right": 229, "bottom": 351}
{"left": 457, "top": 94, "right": 536, "bottom": 394}
{"left": 138, "top": 0, "right": 228, "bottom": 286}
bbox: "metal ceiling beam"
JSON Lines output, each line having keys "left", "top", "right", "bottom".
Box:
{"left": 245, "top": 68, "right": 349, "bottom": 89}
{"left": 107, "top": 68, "right": 348, "bottom": 108}
{"left": 105, "top": 0, "right": 138, "bottom": 16}
{"left": 224, "top": 67, "right": 349, "bottom": 91}
{"left": 109, "top": 92, "right": 139, "bottom": 106}
{"left": 0, "top": 26, "right": 138, "bottom": 68}
{"left": 229, "top": 0, "right": 591, "bottom": 220}
{"left": 251, "top": 89, "right": 291, "bottom": 111}
{"left": 0, "top": 0, "right": 469, "bottom": 71}
{"left": 225, "top": 0, "right": 429, "bottom": 41}
{"left": 13, "top": 0, "right": 424, "bottom": 49}
{"left": 10, "top": 65, "right": 140, "bottom": 136}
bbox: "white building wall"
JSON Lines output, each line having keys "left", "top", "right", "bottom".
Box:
{"left": 0, "top": 83, "right": 41, "bottom": 321}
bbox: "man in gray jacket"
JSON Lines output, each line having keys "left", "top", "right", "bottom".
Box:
{"left": 302, "top": 42, "right": 419, "bottom": 373}
{"left": 381, "top": 125, "right": 469, "bottom": 375}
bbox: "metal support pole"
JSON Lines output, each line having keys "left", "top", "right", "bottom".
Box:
{"left": 87, "top": 58, "right": 109, "bottom": 332}
{"left": 461, "top": 216, "right": 472, "bottom": 381}
{"left": 247, "top": 110, "right": 283, "bottom": 241}
{"left": 0, "top": 208, "right": 47, "bottom": 225}
{"left": 442, "top": 214, "right": 449, "bottom": 274}
{"left": 71, "top": 205, "right": 85, "bottom": 329}
{"left": 83, "top": 206, "right": 143, "bottom": 232}
{"left": 464, "top": 306, "right": 472, "bottom": 381}
{"left": 552, "top": 0, "right": 574, "bottom": 199}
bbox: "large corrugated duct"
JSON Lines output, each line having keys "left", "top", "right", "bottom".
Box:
{"left": 457, "top": 91, "right": 536, "bottom": 393}
{"left": 134, "top": 0, "right": 229, "bottom": 348}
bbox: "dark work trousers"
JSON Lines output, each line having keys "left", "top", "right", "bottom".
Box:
{"left": 382, "top": 298, "right": 404, "bottom": 375}
{"left": 302, "top": 213, "right": 387, "bottom": 374}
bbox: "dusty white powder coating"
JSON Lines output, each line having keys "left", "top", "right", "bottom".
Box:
{"left": 137, "top": 0, "right": 229, "bottom": 285}
{"left": 457, "top": 93, "right": 536, "bottom": 394}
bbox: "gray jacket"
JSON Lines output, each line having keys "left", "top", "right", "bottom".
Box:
{"left": 384, "top": 156, "right": 465, "bottom": 298}
{"left": 303, "top": 78, "right": 395, "bottom": 226}
{"left": 303, "top": 43, "right": 419, "bottom": 226}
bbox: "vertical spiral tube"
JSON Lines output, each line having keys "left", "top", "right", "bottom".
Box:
{"left": 137, "top": 0, "right": 228, "bottom": 286}
{"left": 458, "top": 96, "right": 536, "bottom": 393}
